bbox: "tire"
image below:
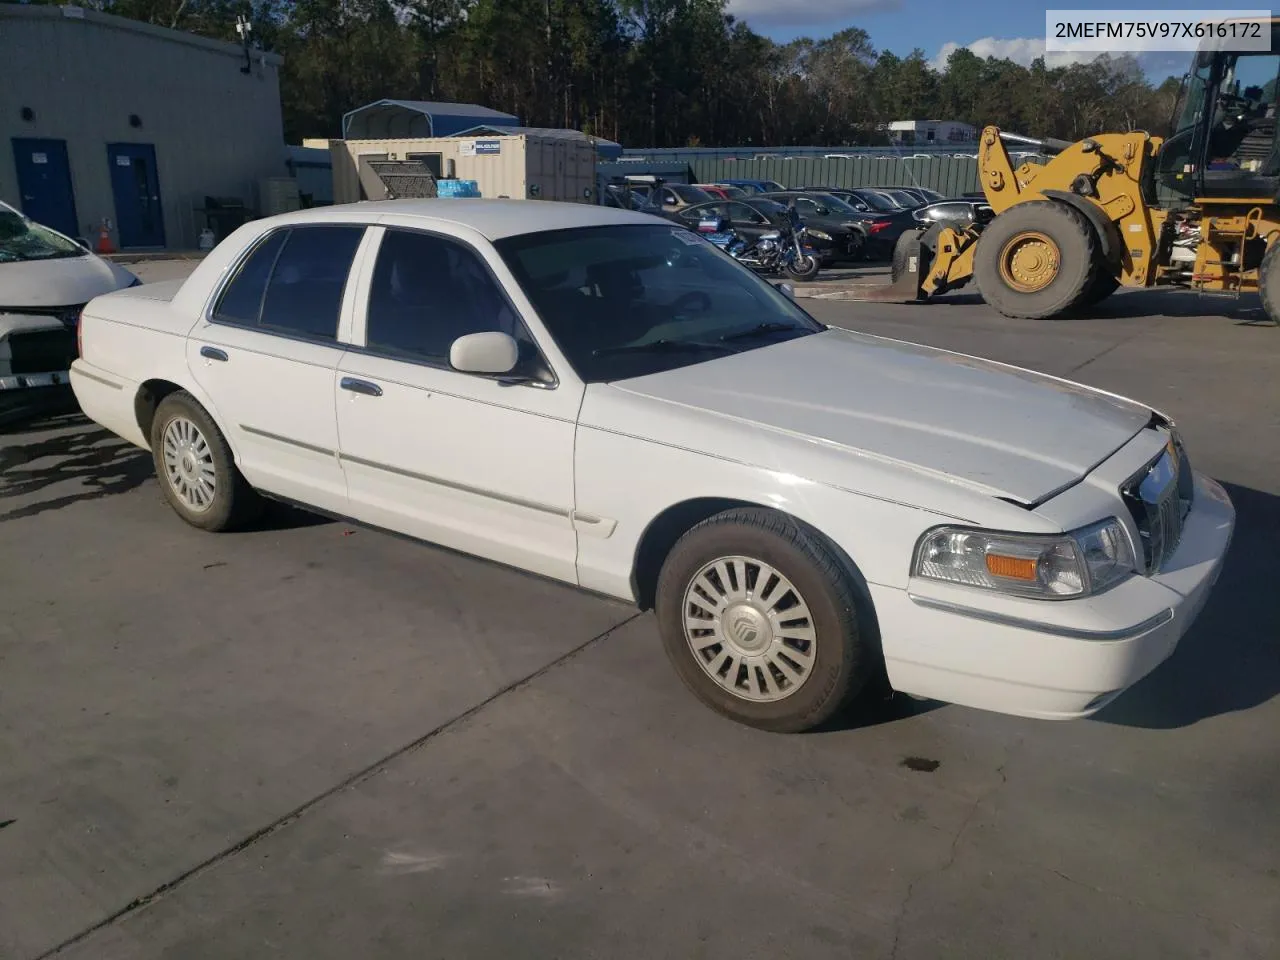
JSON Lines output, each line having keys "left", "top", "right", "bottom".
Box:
{"left": 654, "top": 507, "right": 873, "bottom": 733}
{"left": 1082, "top": 269, "right": 1120, "bottom": 307}
{"left": 1259, "top": 239, "right": 1280, "bottom": 325}
{"left": 973, "top": 200, "right": 1099, "bottom": 319}
{"left": 150, "top": 391, "right": 262, "bottom": 532}
{"left": 783, "top": 253, "right": 820, "bottom": 282}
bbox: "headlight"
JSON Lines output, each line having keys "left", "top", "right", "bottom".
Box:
{"left": 912, "top": 519, "right": 1135, "bottom": 599}
{"left": 807, "top": 229, "right": 833, "bottom": 241}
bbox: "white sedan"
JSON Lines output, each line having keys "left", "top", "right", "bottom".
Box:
{"left": 70, "top": 200, "right": 1235, "bottom": 732}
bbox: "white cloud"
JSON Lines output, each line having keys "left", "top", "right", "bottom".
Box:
{"left": 930, "top": 37, "right": 1105, "bottom": 72}
{"left": 931, "top": 39, "right": 1188, "bottom": 80}
{"left": 726, "top": 0, "right": 901, "bottom": 29}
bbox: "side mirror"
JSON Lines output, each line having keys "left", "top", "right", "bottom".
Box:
{"left": 450, "top": 331, "right": 518, "bottom": 375}
{"left": 814, "top": 206, "right": 829, "bottom": 216}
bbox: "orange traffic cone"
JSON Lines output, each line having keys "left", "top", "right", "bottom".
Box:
{"left": 96, "top": 220, "right": 115, "bottom": 255}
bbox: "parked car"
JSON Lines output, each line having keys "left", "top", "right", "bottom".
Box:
{"left": 797, "top": 188, "right": 917, "bottom": 259}
{"left": 647, "top": 182, "right": 715, "bottom": 214}
{"left": 911, "top": 198, "right": 995, "bottom": 230}
{"left": 882, "top": 185, "right": 946, "bottom": 205}
{"left": 716, "top": 178, "right": 786, "bottom": 195}
{"left": 71, "top": 200, "right": 1234, "bottom": 733}
{"left": 0, "top": 200, "right": 140, "bottom": 427}
{"left": 693, "top": 183, "right": 747, "bottom": 200}
{"left": 877, "top": 188, "right": 927, "bottom": 210}
{"left": 671, "top": 197, "right": 858, "bottom": 266}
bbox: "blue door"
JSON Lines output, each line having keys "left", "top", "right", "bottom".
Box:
{"left": 107, "top": 143, "right": 165, "bottom": 248}
{"left": 11, "top": 138, "right": 79, "bottom": 238}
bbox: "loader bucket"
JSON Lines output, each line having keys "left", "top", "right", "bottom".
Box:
{"left": 839, "top": 233, "right": 928, "bottom": 302}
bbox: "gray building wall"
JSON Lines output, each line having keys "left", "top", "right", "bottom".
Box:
{"left": 0, "top": 4, "right": 286, "bottom": 249}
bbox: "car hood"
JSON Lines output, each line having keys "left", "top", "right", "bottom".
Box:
{"left": 610, "top": 327, "right": 1153, "bottom": 506}
{"left": 0, "top": 254, "right": 136, "bottom": 308}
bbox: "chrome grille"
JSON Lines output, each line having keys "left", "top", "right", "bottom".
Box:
{"left": 1121, "top": 434, "right": 1194, "bottom": 573}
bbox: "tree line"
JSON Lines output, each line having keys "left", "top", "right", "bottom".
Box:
{"left": 36, "top": 0, "right": 1186, "bottom": 147}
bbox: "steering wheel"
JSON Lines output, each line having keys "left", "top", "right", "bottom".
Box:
{"left": 671, "top": 291, "right": 712, "bottom": 315}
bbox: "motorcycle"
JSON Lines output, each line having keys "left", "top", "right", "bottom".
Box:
{"left": 695, "top": 208, "right": 821, "bottom": 282}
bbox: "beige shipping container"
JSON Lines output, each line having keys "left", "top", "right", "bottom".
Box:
{"left": 331, "top": 133, "right": 597, "bottom": 206}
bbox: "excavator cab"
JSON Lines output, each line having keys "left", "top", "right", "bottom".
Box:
{"left": 1159, "top": 22, "right": 1280, "bottom": 201}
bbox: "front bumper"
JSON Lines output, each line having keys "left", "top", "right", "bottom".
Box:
{"left": 0, "top": 377, "right": 78, "bottom": 426}
{"left": 875, "top": 471, "right": 1235, "bottom": 720}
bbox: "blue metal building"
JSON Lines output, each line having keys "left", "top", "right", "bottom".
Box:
{"left": 341, "top": 101, "right": 521, "bottom": 140}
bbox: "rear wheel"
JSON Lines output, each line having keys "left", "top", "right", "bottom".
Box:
{"left": 150, "top": 391, "right": 262, "bottom": 532}
{"left": 974, "top": 201, "right": 1098, "bottom": 319}
{"left": 1259, "top": 238, "right": 1280, "bottom": 325}
{"left": 783, "top": 253, "right": 820, "bottom": 282}
{"left": 655, "top": 508, "right": 873, "bottom": 733}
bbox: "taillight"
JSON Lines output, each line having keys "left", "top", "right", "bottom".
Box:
{"left": 868, "top": 221, "right": 890, "bottom": 234}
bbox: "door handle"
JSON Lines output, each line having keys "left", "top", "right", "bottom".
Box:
{"left": 200, "top": 346, "right": 228, "bottom": 362}
{"left": 340, "top": 377, "right": 383, "bottom": 397}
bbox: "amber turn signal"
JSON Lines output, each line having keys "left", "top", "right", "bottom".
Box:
{"left": 985, "top": 553, "right": 1038, "bottom": 581}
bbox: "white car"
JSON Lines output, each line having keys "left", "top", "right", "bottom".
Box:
{"left": 70, "top": 200, "right": 1235, "bottom": 732}
{"left": 1, "top": 200, "right": 139, "bottom": 424}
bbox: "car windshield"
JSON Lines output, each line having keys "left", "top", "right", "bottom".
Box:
{"left": 886, "top": 190, "right": 921, "bottom": 207}
{"left": 762, "top": 181, "right": 786, "bottom": 192}
{"left": 495, "top": 223, "right": 823, "bottom": 383}
{"left": 749, "top": 198, "right": 788, "bottom": 217}
{"left": 855, "top": 191, "right": 900, "bottom": 212}
{"left": 672, "top": 184, "right": 713, "bottom": 203}
{"left": 0, "top": 209, "right": 85, "bottom": 263}
{"left": 811, "top": 193, "right": 861, "bottom": 216}
{"left": 720, "top": 186, "right": 746, "bottom": 198}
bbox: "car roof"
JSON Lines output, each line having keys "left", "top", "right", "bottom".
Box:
{"left": 262, "top": 199, "right": 661, "bottom": 242}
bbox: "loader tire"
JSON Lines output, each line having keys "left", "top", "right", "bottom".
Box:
{"left": 1258, "top": 239, "right": 1280, "bottom": 325}
{"left": 974, "top": 201, "right": 1098, "bottom": 319}
{"left": 1082, "top": 270, "right": 1120, "bottom": 307}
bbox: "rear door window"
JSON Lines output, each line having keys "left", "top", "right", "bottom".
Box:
{"left": 212, "top": 225, "right": 365, "bottom": 341}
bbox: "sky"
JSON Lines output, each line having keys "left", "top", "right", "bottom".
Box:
{"left": 724, "top": 0, "right": 1211, "bottom": 81}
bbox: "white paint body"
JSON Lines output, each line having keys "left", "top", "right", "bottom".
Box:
{"left": 69, "top": 200, "right": 1235, "bottom": 721}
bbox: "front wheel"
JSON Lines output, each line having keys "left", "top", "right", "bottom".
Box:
{"left": 783, "top": 253, "right": 820, "bottom": 282}
{"left": 973, "top": 200, "right": 1099, "bottom": 319}
{"left": 655, "top": 508, "right": 873, "bottom": 733}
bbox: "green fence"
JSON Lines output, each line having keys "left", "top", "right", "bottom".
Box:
{"left": 691, "top": 155, "right": 982, "bottom": 196}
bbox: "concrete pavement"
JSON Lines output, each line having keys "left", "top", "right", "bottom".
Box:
{"left": 1, "top": 275, "right": 1277, "bottom": 959}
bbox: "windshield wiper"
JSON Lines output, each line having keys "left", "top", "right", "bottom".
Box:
{"left": 593, "top": 338, "right": 736, "bottom": 358}
{"left": 719, "top": 321, "right": 806, "bottom": 342}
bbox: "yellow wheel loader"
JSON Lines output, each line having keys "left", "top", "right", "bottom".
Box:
{"left": 879, "top": 18, "right": 1280, "bottom": 324}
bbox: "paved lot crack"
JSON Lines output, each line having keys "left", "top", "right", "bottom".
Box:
{"left": 888, "top": 753, "right": 1012, "bottom": 960}
{"left": 1045, "top": 866, "right": 1266, "bottom": 940}
{"left": 1066, "top": 333, "right": 1140, "bottom": 378}
{"left": 33, "top": 610, "right": 642, "bottom": 960}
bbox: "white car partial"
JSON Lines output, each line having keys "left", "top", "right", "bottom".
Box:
{"left": 1, "top": 200, "right": 139, "bottom": 423}
{"left": 69, "top": 200, "right": 1234, "bottom": 732}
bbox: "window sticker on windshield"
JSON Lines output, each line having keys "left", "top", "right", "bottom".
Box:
{"left": 671, "top": 229, "right": 705, "bottom": 245}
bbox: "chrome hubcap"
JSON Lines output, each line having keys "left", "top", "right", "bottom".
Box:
{"left": 682, "top": 556, "right": 816, "bottom": 703}
{"left": 161, "top": 416, "right": 216, "bottom": 512}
